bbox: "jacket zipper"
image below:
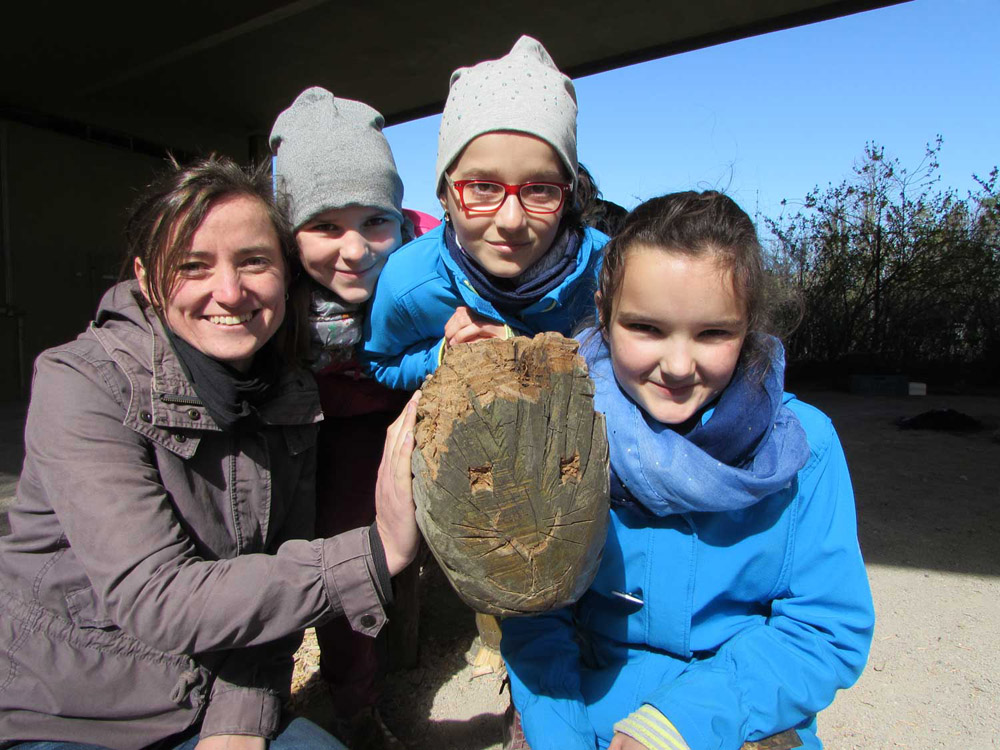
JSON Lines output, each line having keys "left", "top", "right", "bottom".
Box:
{"left": 159, "top": 393, "right": 203, "bottom": 406}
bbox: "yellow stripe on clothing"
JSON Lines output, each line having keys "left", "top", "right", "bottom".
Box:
{"left": 613, "top": 704, "right": 691, "bottom": 750}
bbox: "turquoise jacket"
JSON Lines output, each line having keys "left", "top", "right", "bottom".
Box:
{"left": 361, "top": 224, "right": 607, "bottom": 390}
{"left": 501, "top": 395, "right": 875, "bottom": 750}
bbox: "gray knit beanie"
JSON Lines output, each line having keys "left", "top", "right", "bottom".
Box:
{"left": 270, "top": 87, "right": 404, "bottom": 230}
{"left": 435, "top": 36, "right": 578, "bottom": 194}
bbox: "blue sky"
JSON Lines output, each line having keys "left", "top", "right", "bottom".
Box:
{"left": 385, "top": 0, "right": 999, "bottom": 225}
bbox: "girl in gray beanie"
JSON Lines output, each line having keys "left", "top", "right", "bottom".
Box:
{"left": 270, "top": 86, "right": 437, "bottom": 750}
{"left": 362, "top": 35, "right": 609, "bottom": 392}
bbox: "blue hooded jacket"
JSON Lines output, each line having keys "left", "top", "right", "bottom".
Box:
{"left": 361, "top": 223, "right": 607, "bottom": 390}
{"left": 501, "top": 334, "right": 875, "bottom": 750}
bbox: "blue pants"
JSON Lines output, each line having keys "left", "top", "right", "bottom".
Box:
{"left": 7, "top": 716, "right": 347, "bottom": 750}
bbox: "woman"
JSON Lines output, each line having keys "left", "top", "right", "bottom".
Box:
{"left": 0, "top": 156, "right": 420, "bottom": 750}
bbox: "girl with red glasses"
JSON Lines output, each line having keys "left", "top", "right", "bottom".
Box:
{"left": 361, "top": 35, "right": 609, "bottom": 391}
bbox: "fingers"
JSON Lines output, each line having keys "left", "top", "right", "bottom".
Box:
{"left": 448, "top": 321, "right": 507, "bottom": 346}
{"left": 375, "top": 392, "right": 422, "bottom": 576}
{"left": 390, "top": 393, "right": 419, "bottom": 472}
{"left": 444, "top": 306, "right": 474, "bottom": 342}
{"left": 449, "top": 324, "right": 490, "bottom": 346}
{"left": 445, "top": 307, "right": 507, "bottom": 347}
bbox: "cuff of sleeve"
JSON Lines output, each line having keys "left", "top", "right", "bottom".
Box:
{"left": 368, "top": 523, "right": 393, "bottom": 605}
{"left": 614, "top": 704, "right": 691, "bottom": 750}
{"left": 198, "top": 686, "right": 281, "bottom": 739}
{"left": 322, "top": 527, "right": 388, "bottom": 637}
{"left": 503, "top": 324, "right": 515, "bottom": 340}
{"left": 436, "top": 337, "right": 447, "bottom": 366}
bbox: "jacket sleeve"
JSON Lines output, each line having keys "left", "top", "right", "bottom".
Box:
{"left": 646, "top": 421, "right": 875, "bottom": 750}
{"left": 360, "top": 273, "right": 445, "bottom": 391}
{"left": 197, "top": 633, "right": 300, "bottom": 739}
{"left": 501, "top": 608, "right": 598, "bottom": 750}
{"left": 26, "top": 350, "right": 389, "bottom": 657}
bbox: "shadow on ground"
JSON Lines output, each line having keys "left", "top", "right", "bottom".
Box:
{"left": 796, "top": 389, "right": 1000, "bottom": 577}
{"left": 290, "top": 559, "right": 504, "bottom": 750}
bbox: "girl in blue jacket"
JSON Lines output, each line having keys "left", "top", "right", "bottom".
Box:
{"left": 361, "top": 36, "right": 608, "bottom": 391}
{"left": 501, "top": 191, "right": 875, "bottom": 750}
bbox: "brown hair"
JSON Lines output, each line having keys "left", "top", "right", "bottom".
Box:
{"left": 123, "top": 154, "right": 297, "bottom": 311}
{"left": 597, "top": 190, "right": 782, "bottom": 375}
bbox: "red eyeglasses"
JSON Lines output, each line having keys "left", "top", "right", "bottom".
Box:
{"left": 449, "top": 180, "right": 571, "bottom": 215}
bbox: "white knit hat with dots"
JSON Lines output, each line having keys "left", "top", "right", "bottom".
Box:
{"left": 435, "top": 36, "right": 578, "bottom": 194}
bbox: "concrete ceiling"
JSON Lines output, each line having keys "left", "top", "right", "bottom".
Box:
{"left": 1, "top": 0, "right": 904, "bottom": 153}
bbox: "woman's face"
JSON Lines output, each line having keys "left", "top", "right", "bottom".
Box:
{"left": 441, "top": 132, "right": 567, "bottom": 279}
{"left": 138, "top": 194, "right": 287, "bottom": 372}
{"left": 295, "top": 205, "right": 402, "bottom": 304}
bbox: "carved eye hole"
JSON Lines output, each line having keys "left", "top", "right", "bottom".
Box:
{"left": 469, "top": 464, "right": 494, "bottom": 493}
{"left": 560, "top": 453, "right": 580, "bottom": 485}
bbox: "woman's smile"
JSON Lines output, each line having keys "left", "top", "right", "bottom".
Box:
{"left": 204, "top": 310, "right": 258, "bottom": 326}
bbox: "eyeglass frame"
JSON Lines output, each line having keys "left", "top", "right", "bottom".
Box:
{"left": 448, "top": 179, "right": 572, "bottom": 215}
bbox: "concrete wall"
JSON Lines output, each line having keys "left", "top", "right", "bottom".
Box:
{"left": 0, "top": 121, "right": 165, "bottom": 399}
{"left": 0, "top": 119, "right": 247, "bottom": 401}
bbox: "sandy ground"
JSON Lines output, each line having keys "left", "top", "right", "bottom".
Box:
{"left": 2, "top": 390, "right": 998, "bottom": 749}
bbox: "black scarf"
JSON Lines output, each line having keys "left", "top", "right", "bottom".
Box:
{"left": 164, "top": 327, "right": 281, "bottom": 432}
{"left": 444, "top": 223, "right": 580, "bottom": 315}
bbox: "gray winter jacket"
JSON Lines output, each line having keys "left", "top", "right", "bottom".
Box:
{"left": 0, "top": 282, "right": 389, "bottom": 748}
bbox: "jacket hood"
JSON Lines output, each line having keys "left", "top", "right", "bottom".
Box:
{"left": 88, "top": 281, "right": 321, "bottom": 432}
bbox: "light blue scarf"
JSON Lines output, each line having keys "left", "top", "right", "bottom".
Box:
{"left": 578, "top": 329, "right": 810, "bottom": 516}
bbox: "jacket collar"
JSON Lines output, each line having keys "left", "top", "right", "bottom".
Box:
{"left": 90, "top": 282, "right": 321, "bottom": 449}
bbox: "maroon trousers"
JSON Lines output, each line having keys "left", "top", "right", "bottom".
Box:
{"left": 313, "top": 367, "right": 412, "bottom": 717}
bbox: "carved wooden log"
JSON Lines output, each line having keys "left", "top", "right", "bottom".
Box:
{"left": 412, "top": 332, "right": 610, "bottom": 617}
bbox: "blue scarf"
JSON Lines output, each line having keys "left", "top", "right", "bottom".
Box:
{"left": 578, "top": 329, "right": 810, "bottom": 516}
{"left": 445, "top": 223, "right": 580, "bottom": 315}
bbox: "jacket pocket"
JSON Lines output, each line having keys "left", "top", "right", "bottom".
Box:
{"left": 283, "top": 423, "right": 318, "bottom": 456}
{"left": 65, "top": 585, "right": 116, "bottom": 629}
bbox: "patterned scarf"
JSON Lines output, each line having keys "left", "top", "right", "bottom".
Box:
{"left": 579, "top": 329, "right": 810, "bottom": 516}
{"left": 306, "top": 283, "right": 364, "bottom": 371}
